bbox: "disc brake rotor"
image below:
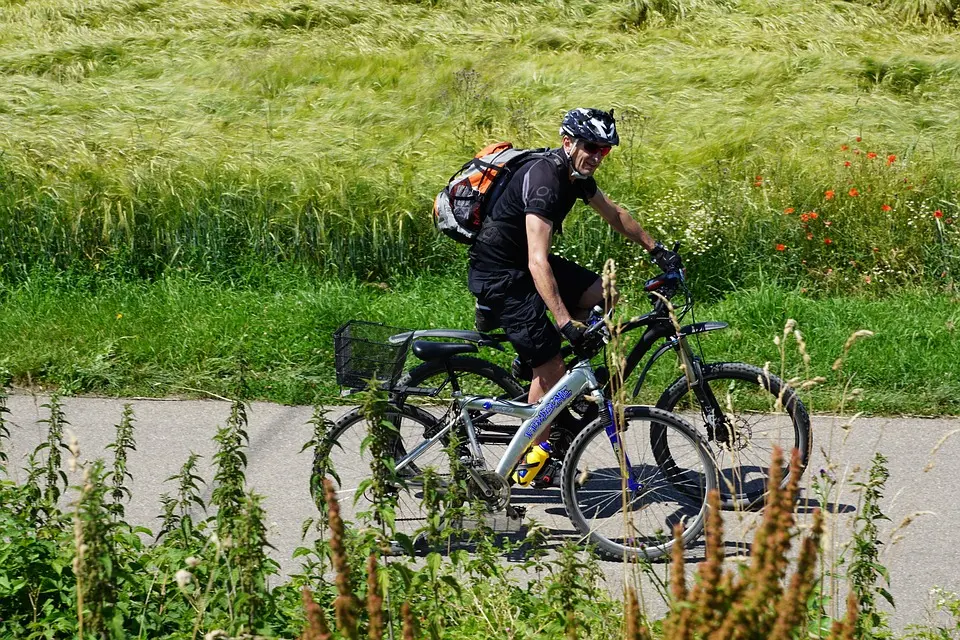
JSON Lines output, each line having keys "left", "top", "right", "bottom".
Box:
{"left": 718, "top": 415, "right": 751, "bottom": 452}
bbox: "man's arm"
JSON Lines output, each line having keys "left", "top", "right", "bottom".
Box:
{"left": 526, "top": 212, "right": 573, "bottom": 328}
{"left": 587, "top": 189, "right": 656, "bottom": 250}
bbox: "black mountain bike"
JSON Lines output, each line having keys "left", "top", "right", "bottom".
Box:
{"left": 390, "top": 269, "right": 811, "bottom": 510}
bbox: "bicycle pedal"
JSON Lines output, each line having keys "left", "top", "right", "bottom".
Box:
{"left": 507, "top": 505, "right": 527, "bottom": 520}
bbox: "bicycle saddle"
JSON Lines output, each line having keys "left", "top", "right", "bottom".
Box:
{"left": 411, "top": 340, "right": 478, "bottom": 362}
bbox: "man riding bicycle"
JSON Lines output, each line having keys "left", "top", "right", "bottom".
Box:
{"left": 467, "top": 108, "right": 681, "bottom": 478}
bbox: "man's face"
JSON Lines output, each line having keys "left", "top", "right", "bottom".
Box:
{"left": 563, "top": 136, "right": 612, "bottom": 177}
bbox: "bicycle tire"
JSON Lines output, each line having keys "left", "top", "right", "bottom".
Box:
{"left": 654, "top": 362, "right": 812, "bottom": 510}
{"left": 561, "top": 405, "right": 716, "bottom": 560}
{"left": 397, "top": 356, "right": 525, "bottom": 468}
{"left": 310, "top": 403, "right": 452, "bottom": 538}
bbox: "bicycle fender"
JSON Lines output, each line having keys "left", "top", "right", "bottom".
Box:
{"left": 631, "top": 321, "right": 729, "bottom": 397}
{"left": 678, "top": 321, "right": 728, "bottom": 337}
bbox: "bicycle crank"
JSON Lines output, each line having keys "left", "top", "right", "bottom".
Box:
{"left": 467, "top": 470, "right": 511, "bottom": 512}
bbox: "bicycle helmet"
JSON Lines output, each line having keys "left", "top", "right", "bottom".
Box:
{"left": 559, "top": 108, "right": 619, "bottom": 146}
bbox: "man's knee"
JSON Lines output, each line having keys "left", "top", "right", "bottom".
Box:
{"left": 531, "top": 354, "right": 565, "bottom": 387}
{"left": 576, "top": 277, "right": 607, "bottom": 318}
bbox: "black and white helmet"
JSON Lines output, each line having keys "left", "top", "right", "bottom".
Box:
{"left": 559, "top": 108, "right": 619, "bottom": 146}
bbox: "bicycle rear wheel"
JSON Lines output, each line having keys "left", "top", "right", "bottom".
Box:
{"left": 310, "top": 404, "right": 452, "bottom": 539}
{"left": 561, "top": 406, "right": 716, "bottom": 560}
{"left": 397, "top": 356, "right": 524, "bottom": 468}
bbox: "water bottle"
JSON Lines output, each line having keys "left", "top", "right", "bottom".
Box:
{"left": 512, "top": 442, "right": 552, "bottom": 486}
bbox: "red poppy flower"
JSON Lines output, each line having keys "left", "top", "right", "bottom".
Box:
{"left": 866, "top": 152, "right": 877, "bottom": 159}
{"left": 825, "top": 190, "right": 835, "bottom": 200}
{"left": 841, "top": 144, "right": 849, "bottom": 151}
{"left": 783, "top": 207, "right": 795, "bottom": 214}
{"left": 881, "top": 204, "right": 892, "bottom": 212}
{"left": 848, "top": 188, "right": 860, "bottom": 197}
{"left": 856, "top": 136, "right": 862, "bottom": 142}
{"left": 800, "top": 213, "right": 810, "bottom": 222}
{"left": 810, "top": 212, "right": 818, "bottom": 219}
{"left": 824, "top": 238, "right": 833, "bottom": 245}
{"left": 887, "top": 154, "right": 896, "bottom": 165}
{"left": 844, "top": 161, "right": 851, "bottom": 167}
{"left": 934, "top": 210, "right": 944, "bottom": 218}
{"left": 776, "top": 244, "right": 786, "bottom": 251}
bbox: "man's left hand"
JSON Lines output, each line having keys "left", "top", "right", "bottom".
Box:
{"left": 650, "top": 242, "right": 682, "bottom": 273}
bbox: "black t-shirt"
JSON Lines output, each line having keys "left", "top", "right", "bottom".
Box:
{"left": 469, "top": 148, "right": 598, "bottom": 271}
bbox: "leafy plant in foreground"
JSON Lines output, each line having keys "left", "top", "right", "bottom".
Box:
{"left": 39, "top": 393, "right": 69, "bottom": 505}
{"left": 107, "top": 403, "right": 137, "bottom": 519}
{"left": 849, "top": 452, "right": 894, "bottom": 639}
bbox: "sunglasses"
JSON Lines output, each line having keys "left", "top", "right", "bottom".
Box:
{"left": 580, "top": 141, "right": 612, "bottom": 157}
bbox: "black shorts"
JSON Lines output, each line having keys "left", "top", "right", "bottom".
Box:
{"left": 468, "top": 256, "right": 600, "bottom": 368}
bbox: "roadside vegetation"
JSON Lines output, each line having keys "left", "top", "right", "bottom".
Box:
{"left": 1, "top": 272, "right": 958, "bottom": 414}
{"left": 1, "top": 383, "right": 957, "bottom": 639}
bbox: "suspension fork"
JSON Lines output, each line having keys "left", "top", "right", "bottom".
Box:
{"left": 675, "top": 336, "right": 731, "bottom": 445}
{"left": 599, "top": 399, "right": 642, "bottom": 493}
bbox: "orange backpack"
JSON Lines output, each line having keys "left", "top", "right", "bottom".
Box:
{"left": 433, "top": 142, "right": 559, "bottom": 245}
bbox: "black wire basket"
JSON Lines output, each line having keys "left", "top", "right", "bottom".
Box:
{"left": 333, "top": 321, "right": 412, "bottom": 389}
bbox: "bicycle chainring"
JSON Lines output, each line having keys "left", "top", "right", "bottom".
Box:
{"left": 468, "top": 470, "right": 511, "bottom": 512}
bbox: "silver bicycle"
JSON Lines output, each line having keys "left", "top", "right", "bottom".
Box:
{"left": 316, "top": 316, "right": 718, "bottom": 559}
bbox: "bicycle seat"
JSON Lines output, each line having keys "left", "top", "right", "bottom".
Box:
{"left": 411, "top": 340, "right": 478, "bottom": 362}
{"left": 391, "top": 328, "right": 510, "bottom": 348}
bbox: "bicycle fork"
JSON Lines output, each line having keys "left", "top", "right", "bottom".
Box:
{"left": 676, "top": 336, "right": 734, "bottom": 448}
{"left": 598, "top": 397, "right": 642, "bottom": 493}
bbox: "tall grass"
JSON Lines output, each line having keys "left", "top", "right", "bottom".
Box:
{"left": 1, "top": 0, "right": 959, "bottom": 289}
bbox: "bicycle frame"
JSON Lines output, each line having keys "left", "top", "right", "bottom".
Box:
{"left": 618, "top": 316, "right": 729, "bottom": 397}
{"left": 392, "top": 359, "right": 636, "bottom": 496}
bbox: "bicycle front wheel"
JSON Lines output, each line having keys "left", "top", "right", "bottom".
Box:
{"left": 561, "top": 406, "right": 716, "bottom": 560}
{"left": 311, "top": 404, "right": 451, "bottom": 539}
{"left": 655, "top": 362, "right": 812, "bottom": 510}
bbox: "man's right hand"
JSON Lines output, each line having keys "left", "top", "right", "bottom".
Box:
{"left": 650, "top": 242, "right": 682, "bottom": 273}
{"left": 559, "top": 320, "right": 594, "bottom": 359}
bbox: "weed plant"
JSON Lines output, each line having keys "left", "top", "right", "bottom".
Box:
{"left": 1, "top": 305, "right": 958, "bottom": 637}
{"left": 0, "top": 391, "right": 958, "bottom": 637}
{"left": 107, "top": 403, "right": 136, "bottom": 519}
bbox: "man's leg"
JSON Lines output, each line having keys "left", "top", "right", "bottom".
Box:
{"left": 572, "top": 277, "right": 604, "bottom": 321}
{"left": 549, "top": 256, "right": 609, "bottom": 322}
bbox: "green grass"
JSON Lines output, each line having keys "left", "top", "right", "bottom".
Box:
{"left": 1, "top": 0, "right": 959, "bottom": 290}
{"left": 1, "top": 271, "right": 957, "bottom": 414}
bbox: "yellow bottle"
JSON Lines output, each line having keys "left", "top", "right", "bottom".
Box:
{"left": 512, "top": 442, "right": 553, "bottom": 486}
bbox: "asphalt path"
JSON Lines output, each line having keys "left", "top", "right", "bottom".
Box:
{"left": 3, "top": 393, "right": 958, "bottom": 632}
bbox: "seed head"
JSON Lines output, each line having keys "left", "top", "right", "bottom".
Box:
{"left": 175, "top": 569, "right": 193, "bottom": 590}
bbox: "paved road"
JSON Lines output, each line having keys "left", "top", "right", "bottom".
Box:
{"left": 3, "top": 393, "right": 958, "bottom": 631}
